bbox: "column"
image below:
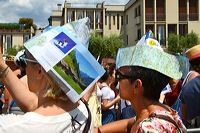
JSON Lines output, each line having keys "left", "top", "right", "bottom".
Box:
{"left": 143, "top": 0, "right": 146, "bottom": 34}
{"left": 74, "top": 10, "right": 77, "bottom": 21}
{"left": 94, "top": 10, "right": 96, "bottom": 30}
{"left": 154, "top": 0, "right": 156, "bottom": 21}
{"left": 187, "top": 0, "right": 189, "bottom": 21}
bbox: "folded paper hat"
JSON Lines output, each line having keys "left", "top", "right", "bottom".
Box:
{"left": 116, "top": 44, "right": 182, "bottom": 80}
{"left": 185, "top": 44, "right": 200, "bottom": 61}
{"left": 24, "top": 17, "right": 105, "bottom": 103}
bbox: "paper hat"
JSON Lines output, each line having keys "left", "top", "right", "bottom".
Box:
{"left": 116, "top": 44, "right": 182, "bottom": 80}
{"left": 185, "top": 45, "right": 200, "bottom": 61}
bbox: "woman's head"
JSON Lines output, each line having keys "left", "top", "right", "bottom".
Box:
{"left": 117, "top": 66, "right": 170, "bottom": 101}
{"left": 25, "top": 50, "right": 68, "bottom": 101}
{"left": 100, "top": 63, "right": 116, "bottom": 83}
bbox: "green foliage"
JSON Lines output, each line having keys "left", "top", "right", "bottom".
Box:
{"left": 19, "top": 18, "right": 33, "bottom": 29}
{"left": 7, "top": 45, "right": 24, "bottom": 55}
{"left": 168, "top": 33, "right": 180, "bottom": 53}
{"left": 89, "top": 34, "right": 124, "bottom": 59}
{"left": 0, "top": 23, "right": 20, "bottom": 29}
{"left": 186, "top": 32, "right": 199, "bottom": 48}
{"left": 167, "top": 31, "right": 199, "bottom": 53}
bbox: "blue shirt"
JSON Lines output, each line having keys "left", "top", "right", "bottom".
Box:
{"left": 180, "top": 76, "right": 200, "bottom": 120}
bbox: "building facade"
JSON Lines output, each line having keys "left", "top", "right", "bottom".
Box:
{"left": 49, "top": 2, "right": 125, "bottom": 37}
{"left": 125, "top": 0, "right": 200, "bottom": 46}
{"left": 49, "top": 0, "right": 200, "bottom": 46}
{"left": 0, "top": 24, "right": 34, "bottom": 54}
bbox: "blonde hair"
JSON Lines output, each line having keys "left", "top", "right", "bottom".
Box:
{"left": 43, "top": 73, "right": 68, "bottom": 101}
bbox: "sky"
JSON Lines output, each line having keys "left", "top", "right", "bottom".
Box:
{"left": 0, "top": 0, "right": 129, "bottom": 28}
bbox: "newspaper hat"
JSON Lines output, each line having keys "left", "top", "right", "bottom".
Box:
{"left": 185, "top": 44, "right": 200, "bottom": 61}
{"left": 116, "top": 40, "right": 182, "bottom": 80}
{"left": 24, "top": 18, "right": 105, "bottom": 103}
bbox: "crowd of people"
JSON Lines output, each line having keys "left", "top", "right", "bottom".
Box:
{"left": 0, "top": 21, "right": 200, "bottom": 133}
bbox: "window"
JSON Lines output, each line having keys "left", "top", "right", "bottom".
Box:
{"left": 109, "top": 15, "right": 111, "bottom": 30}
{"left": 117, "top": 14, "right": 119, "bottom": 30}
{"left": 135, "top": 6, "right": 141, "bottom": 18}
{"left": 157, "top": 25, "right": 166, "bottom": 45}
{"left": 113, "top": 16, "right": 115, "bottom": 25}
{"left": 23, "top": 35, "right": 29, "bottom": 43}
{"left": 189, "top": 0, "right": 198, "bottom": 21}
{"left": 5, "top": 35, "right": 12, "bottom": 53}
{"left": 135, "top": 8, "right": 137, "bottom": 18}
{"left": 126, "top": 15, "right": 128, "bottom": 24}
{"left": 126, "top": 35, "right": 128, "bottom": 45}
{"left": 138, "top": 6, "right": 141, "bottom": 16}
{"left": 71, "top": 11, "right": 75, "bottom": 21}
{"left": 105, "top": 16, "right": 107, "bottom": 25}
{"left": 179, "top": 24, "right": 188, "bottom": 36}
{"left": 168, "top": 24, "right": 177, "bottom": 35}
{"left": 121, "top": 16, "right": 123, "bottom": 25}
{"left": 137, "top": 29, "right": 141, "bottom": 40}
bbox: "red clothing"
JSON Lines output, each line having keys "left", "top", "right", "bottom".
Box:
{"left": 164, "top": 80, "right": 182, "bottom": 107}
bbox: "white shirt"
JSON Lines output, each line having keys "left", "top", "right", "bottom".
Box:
{"left": 101, "top": 86, "right": 115, "bottom": 109}
{"left": 0, "top": 101, "right": 93, "bottom": 133}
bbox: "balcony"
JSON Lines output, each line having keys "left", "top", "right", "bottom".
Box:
{"left": 189, "top": 13, "right": 199, "bottom": 21}
{"left": 146, "top": 13, "right": 154, "bottom": 21}
{"left": 179, "top": 13, "right": 187, "bottom": 21}
{"left": 156, "top": 13, "right": 165, "bottom": 21}
{"left": 0, "top": 29, "right": 31, "bottom": 34}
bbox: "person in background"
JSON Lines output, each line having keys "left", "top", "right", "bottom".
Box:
{"left": 164, "top": 78, "right": 182, "bottom": 106}
{"left": 83, "top": 82, "right": 102, "bottom": 127}
{"left": 182, "top": 44, "right": 200, "bottom": 86}
{"left": 95, "top": 41, "right": 186, "bottom": 132}
{"left": 180, "top": 44, "right": 200, "bottom": 128}
{"left": 100, "top": 63, "right": 120, "bottom": 125}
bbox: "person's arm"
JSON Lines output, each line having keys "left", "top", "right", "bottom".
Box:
{"left": 101, "top": 94, "right": 120, "bottom": 110}
{"left": 94, "top": 118, "right": 135, "bottom": 133}
{"left": 82, "top": 84, "right": 96, "bottom": 102}
{"left": 0, "top": 62, "right": 38, "bottom": 112}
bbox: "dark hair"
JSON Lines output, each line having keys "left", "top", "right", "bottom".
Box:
{"left": 190, "top": 57, "right": 200, "bottom": 73}
{"left": 128, "top": 66, "right": 170, "bottom": 101}
{"left": 100, "top": 63, "right": 116, "bottom": 82}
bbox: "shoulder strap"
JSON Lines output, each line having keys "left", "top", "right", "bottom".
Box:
{"left": 182, "top": 71, "right": 193, "bottom": 87}
{"left": 81, "top": 98, "right": 92, "bottom": 133}
{"left": 149, "top": 113, "right": 182, "bottom": 133}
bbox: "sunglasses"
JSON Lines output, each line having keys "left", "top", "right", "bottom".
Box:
{"left": 15, "top": 51, "right": 38, "bottom": 68}
{"left": 115, "top": 70, "right": 133, "bottom": 82}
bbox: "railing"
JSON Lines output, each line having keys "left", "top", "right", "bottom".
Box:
{"left": 189, "top": 13, "right": 199, "bottom": 21}
{"left": 0, "top": 29, "right": 31, "bottom": 33}
{"left": 179, "top": 13, "right": 187, "bottom": 21}
{"left": 145, "top": 13, "right": 154, "bottom": 21}
{"left": 156, "top": 13, "right": 165, "bottom": 21}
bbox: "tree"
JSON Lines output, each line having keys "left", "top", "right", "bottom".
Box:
{"left": 168, "top": 33, "right": 180, "bottom": 53}
{"left": 18, "top": 18, "right": 33, "bottom": 29}
{"left": 167, "top": 32, "right": 199, "bottom": 53}
{"left": 89, "top": 34, "right": 124, "bottom": 60}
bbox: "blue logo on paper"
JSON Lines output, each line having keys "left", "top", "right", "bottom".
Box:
{"left": 52, "top": 32, "right": 76, "bottom": 54}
